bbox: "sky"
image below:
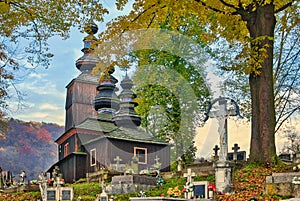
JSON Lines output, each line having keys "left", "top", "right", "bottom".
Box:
{"left": 5, "top": 1, "right": 298, "bottom": 159}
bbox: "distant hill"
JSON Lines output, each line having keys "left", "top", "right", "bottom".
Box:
{"left": 0, "top": 118, "right": 64, "bottom": 181}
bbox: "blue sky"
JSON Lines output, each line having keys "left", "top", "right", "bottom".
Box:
{"left": 7, "top": 1, "right": 132, "bottom": 125}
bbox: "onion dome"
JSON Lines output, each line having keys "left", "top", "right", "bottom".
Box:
{"left": 94, "top": 67, "right": 120, "bottom": 121}
{"left": 113, "top": 73, "right": 141, "bottom": 128}
{"left": 75, "top": 20, "right": 99, "bottom": 73}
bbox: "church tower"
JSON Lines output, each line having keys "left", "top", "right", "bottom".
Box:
{"left": 64, "top": 21, "right": 99, "bottom": 131}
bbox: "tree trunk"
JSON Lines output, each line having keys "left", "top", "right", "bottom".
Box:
{"left": 246, "top": 4, "right": 277, "bottom": 163}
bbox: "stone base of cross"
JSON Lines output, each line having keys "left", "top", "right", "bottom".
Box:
{"left": 214, "top": 160, "right": 234, "bottom": 193}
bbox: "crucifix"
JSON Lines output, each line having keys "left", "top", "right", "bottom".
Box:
{"left": 213, "top": 145, "right": 220, "bottom": 161}
{"left": 232, "top": 143, "right": 240, "bottom": 161}
{"left": 204, "top": 97, "right": 242, "bottom": 193}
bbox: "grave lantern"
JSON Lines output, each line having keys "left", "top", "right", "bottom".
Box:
{"left": 99, "top": 191, "right": 108, "bottom": 201}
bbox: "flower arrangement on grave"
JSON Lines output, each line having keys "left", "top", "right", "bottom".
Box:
{"left": 183, "top": 181, "right": 194, "bottom": 194}
{"left": 156, "top": 176, "right": 165, "bottom": 189}
{"left": 167, "top": 186, "right": 182, "bottom": 197}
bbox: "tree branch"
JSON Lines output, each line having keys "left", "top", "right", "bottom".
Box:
{"left": 219, "top": 0, "right": 239, "bottom": 10}
{"left": 194, "top": 0, "right": 226, "bottom": 14}
{"left": 275, "top": 1, "right": 294, "bottom": 13}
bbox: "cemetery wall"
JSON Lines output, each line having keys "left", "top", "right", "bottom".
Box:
{"left": 185, "top": 163, "right": 214, "bottom": 176}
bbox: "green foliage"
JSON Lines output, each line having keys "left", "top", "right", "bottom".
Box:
{"left": 73, "top": 182, "right": 102, "bottom": 199}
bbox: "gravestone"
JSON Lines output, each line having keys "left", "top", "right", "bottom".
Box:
{"left": 109, "top": 175, "right": 156, "bottom": 194}
{"left": 44, "top": 168, "right": 74, "bottom": 201}
{"left": 177, "top": 157, "right": 182, "bottom": 172}
{"left": 227, "top": 151, "right": 246, "bottom": 161}
{"left": 193, "top": 181, "right": 209, "bottom": 199}
{"left": 183, "top": 168, "right": 195, "bottom": 199}
{"left": 47, "top": 187, "right": 74, "bottom": 201}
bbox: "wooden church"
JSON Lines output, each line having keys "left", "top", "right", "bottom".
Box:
{"left": 48, "top": 22, "right": 170, "bottom": 183}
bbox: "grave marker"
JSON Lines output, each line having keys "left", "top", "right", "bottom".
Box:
{"left": 193, "top": 181, "right": 209, "bottom": 199}
{"left": 232, "top": 143, "right": 240, "bottom": 161}
{"left": 213, "top": 145, "right": 220, "bottom": 161}
{"left": 183, "top": 168, "right": 195, "bottom": 199}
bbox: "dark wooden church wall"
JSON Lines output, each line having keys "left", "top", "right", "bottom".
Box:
{"left": 59, "top": 154, "right": 87, "bottom": 183}
{"left": 85, "top": 139, "right": 108, "bottom": 173}
{"left": 109, "top": 139, "right": 170, "bottom": 171}
{"left": 58, "top": 135, "right": 76, "bottom": 160}
{"left": 65, "top": 80, "right": 98, "bottom": 131}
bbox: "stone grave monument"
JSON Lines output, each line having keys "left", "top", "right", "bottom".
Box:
{"left": 204, "top": 97, "right": 242, "bottom": 193}
{"left": 183, "top": 168, "right": 195, "bottom": 199}
{"left": 43, "top": 166, "right": 74, "bottom": 201}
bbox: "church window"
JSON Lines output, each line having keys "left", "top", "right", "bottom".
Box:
{"left": 64, "top": 143, "right": 69, "bottom": 157}
{"left": 134, "top": 147, "right": 147, "bottom": 164}
{"left": 90, "top": 149, "right": 96, "bottom": 166}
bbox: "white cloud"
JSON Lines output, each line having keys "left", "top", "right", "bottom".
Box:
{"left": 39, "top": 103, "right": 60, "bottom": 110}
{"left": 28, "top": 73, "right": 47, "bottom": 79}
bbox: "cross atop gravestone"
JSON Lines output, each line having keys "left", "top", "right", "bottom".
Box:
{"left": 154, "top": 155, "right": 160, "bottom": 164}
{"left": 213, "top": 145, "right": 220, "bottom": 161}
{"left": 232, "top": 143, "right": 240, "bottom": 161}
{"left": 114, "top": 156, "right": 122, "bottom": 171}
{"left": 184, "top": 168, "right": 196, "bottom": 199}
{"left": 153, "top": 155, "right": 162, "bottom": 172}
{"left": 184, "top": 168, "right": 195, "bottom": 184}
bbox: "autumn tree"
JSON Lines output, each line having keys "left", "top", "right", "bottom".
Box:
{"left": 0, "top": 0, "right": 111, "bottom": 118}
{"left": 220, "top": 7, "right": 299, "bottom": 133}
{"left": 94, "top": 0, "right": 298, "bottom": 164}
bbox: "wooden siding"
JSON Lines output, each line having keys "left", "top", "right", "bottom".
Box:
{"left": 65, "top": 80, "right": 98, "bottom": 131}
{"left": 84, "top": 138, "right": 170, "bottom": 174}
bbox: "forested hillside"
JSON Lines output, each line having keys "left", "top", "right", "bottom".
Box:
{"left": 0, "top": 119, "right": 64, "bottom": 181}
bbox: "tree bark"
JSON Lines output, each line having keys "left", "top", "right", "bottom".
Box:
{"left": 245, "top": 4, "right": 277, "bottom": 163}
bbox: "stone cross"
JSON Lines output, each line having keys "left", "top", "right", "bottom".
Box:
{"left": 232, "top": 143, "right": 240, "bottom": 161}
{"left": 154, "top": 155, "right": 160, "bottom": 164}
{"left": 209, "top": 98, "right": 229, "bottom": 161}
{"left": 184, "top": 168, "right": 196, "bottom": 199}
{"left": 184, "top": 168, "right": 195, "bottom": 183}
{"left": 213, "top": 145, "right": 220, "bottom": 161}
{"left": 114, "top": 156, "right": 122, "bottom": 171}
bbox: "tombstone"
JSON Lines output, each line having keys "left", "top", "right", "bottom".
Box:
{"left": 183, "top": 168, "right": 195, "bottom": 199}
{"left": 47, "top": 187, "right": 74, "bottom": 201}
{"left": 19, "top": 170, "right": 26, "bottom": 184}
{"left": 177, "top": 157, "right": 183, "bottom": 172}
{"left": 227, "top": 151, "right": 246, "bottom": 161}
{"left": 131, "top": 156, "right": 139, "bottom": 174}
{"left": 193, "top": 181, "right": 209, "bottom": 199}
{"left": 60, "top": 187, "right": 74, "bottom": 200}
